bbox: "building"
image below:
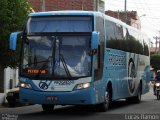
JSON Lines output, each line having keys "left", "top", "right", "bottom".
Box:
{"left": 26, "top": 0, "right": 105, "bottom": 13}
{"left": 0, "top": 67, "right": 18, "bottom": 105}
{"left": 26, "top": 0, "right": 141, "bottom": 29}
{"left": 105, "top": 10, "right": 141, "bottom": 30}
{"left": 150, "top": 47, "right": 159, "bottom": 55}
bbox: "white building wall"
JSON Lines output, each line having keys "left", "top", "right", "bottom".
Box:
{"left": 4, "top": 67, "right": 19, "bottom": 94}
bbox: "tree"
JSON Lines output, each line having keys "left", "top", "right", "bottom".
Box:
{"left": 0, "top": 0, "right": 31, "bottom": 92}
{"left": 0, "top": 0, "right": 31, "bottom": 68}
{"left": 150, "top": 54, "right": 160, "bottom": 71}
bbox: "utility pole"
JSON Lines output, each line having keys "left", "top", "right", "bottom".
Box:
{"left": 41, "top": 0, "right": 45, "bottom": 12}
{"left": 153, "top": 36, "right": 160, "bottom": 54}
{"left": 124, "top": 0, "right": 127, "bottom": 12}
{"left": 124, "top": 0, "right": 127, "bottom": 23}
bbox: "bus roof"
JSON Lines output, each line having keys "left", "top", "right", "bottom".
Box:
{"left": 29, "top": 10, "right": 98, "bottom": 17}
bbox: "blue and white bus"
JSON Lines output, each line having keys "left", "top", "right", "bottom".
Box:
{"left": 9, "top": 11, "right": 151, "bottom": 112}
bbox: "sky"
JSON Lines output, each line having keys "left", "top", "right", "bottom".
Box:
{"left": 105, "top": 0, "right": 160, "bottom": 44}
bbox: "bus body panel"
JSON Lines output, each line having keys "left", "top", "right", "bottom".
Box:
{"left": 104, "top": 48, "right": 127, "bottom": 100}
{"left": 103, "top": 48, "right": 150, "bottom": 100}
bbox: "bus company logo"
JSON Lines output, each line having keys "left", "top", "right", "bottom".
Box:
{"left": 39, "top": 81, "right": 49, "bottom": 90}
{"left": 128, "top": 58, "right": 136, "bottom": 94}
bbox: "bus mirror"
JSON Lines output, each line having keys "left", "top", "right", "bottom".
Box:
{"left": 91, "top": 31, "right": 99, "bottom": 49}
{"left": 9, "top": 32, "right": 22, "bottom": 50}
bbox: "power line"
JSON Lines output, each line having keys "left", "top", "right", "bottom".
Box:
{"left": 139, "top": 0, "right": 160, "bottom": 29}
{"left": 145, "top": 17, "right": 160, "bottom": 19}
{"left": 106, "top": 1, "right": 160, "bottom": 9}
{"left": 107, "top": 0, "right": 160, "bottom": 5}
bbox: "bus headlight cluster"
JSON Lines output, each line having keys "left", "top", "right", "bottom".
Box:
{"left": 20, "top": 82, "right": 32, "bottom": 89}
{"left": 74, "top": 82, "right": 90, "bottom": 90}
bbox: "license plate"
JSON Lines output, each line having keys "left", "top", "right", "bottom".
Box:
{"left": 46, "top": 96, "right": 58, "bottom": 101}
{"left": 54, "top": 81, "right": 74, "bottom": 86}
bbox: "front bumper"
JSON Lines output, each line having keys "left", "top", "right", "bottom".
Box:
{"left": 20, "top": 87, "right": 96, "bottom": 105}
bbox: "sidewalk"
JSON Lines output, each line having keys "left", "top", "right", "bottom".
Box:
{"left": 0, "top": 93, "right": 5, "bottom": 107}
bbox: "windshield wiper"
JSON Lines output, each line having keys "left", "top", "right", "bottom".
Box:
{"left": 52, "top": 37, "right": 72, "bottom": 78}
{"left": 60, "top": 54, "right": 72, "bottom": 78}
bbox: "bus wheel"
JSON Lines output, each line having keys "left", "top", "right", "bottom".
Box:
{"left": 156, "top": 90, "right": 160, "bottom": 100}
{"left": 126, "top": 84, "right": 142, "bottom": 104}
{"left": 42, "top": 104, "right": 54, "bottom": 112}
{"left": 97, "top": 87, "right": 111, "bottom": 112}
{"left": 133, "top": 84, "right": 142, "bottom": 103}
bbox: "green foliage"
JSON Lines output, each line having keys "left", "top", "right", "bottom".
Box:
{"left": 150, "top": 55, "right": 160, "bottom": 71}
{"left": 0, "top": 0, "right": 31, "bottom": 68}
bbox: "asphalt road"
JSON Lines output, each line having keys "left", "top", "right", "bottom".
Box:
{"left": 0, "top": 85, "right": 160, "bottom": 120}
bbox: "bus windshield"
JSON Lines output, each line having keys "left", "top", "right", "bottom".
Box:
{"left": 26, "top": 16, "right": 92, "bottom": 33}
{"left": 21, "top": 35, "right": 91, "bottom": 79}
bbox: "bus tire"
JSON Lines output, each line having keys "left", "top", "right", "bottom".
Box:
{"left": 97, "top": 86, "right": 112, "bottom": 112}
{"left": 8, "top": 102, "right": 16, "bottom": 107}
{"left": 157, "top": 91, "right": 160, "bottom": 100}
{"left": 133, "top": 83, "right": 142, "bottom": 103}
{"left": 42, "top": 104, "right": 54, "bottom": 112}
{"left": 126, "top": 83, "right": 142, "bottom": 104}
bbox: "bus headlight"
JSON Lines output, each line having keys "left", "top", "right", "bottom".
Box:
{"left": 156, "top": 83, "right": 160, "bottom": 87}
{"left": 74, "top": 82, "right": 90, "bottom": 90}
{"left": 20, "top": 82, "right": 32, "bottom": 89}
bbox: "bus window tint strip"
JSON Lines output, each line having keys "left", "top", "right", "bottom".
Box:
{"left": 26, "top": 16, "right": 93, "bottom": 33}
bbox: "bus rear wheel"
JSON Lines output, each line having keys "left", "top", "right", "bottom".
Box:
{"left": 126, "top": 84, "right": 142, "bottom": 104}
{"left": 132, "top": 84, "right": 142, "bottom": 103}
{"left": 42, "top": 104, "right": 54, "bottom": 112}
